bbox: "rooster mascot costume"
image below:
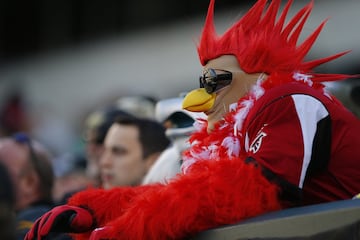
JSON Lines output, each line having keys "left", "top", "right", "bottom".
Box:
{"left": 26, "top": 0, "right": 360, "bottom": 239}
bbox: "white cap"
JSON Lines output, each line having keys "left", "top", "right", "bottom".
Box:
{"left": 115, "top": 96, "right": 156, "bottom": 119}
{"left": 155, "top": 97, "right": 206, "bottom": 124}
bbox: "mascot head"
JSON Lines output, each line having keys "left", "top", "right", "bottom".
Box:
{"left": 183, "top": 0, "right": 353, "bottom": 132}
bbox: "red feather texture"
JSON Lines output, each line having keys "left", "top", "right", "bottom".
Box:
{"left": 68, "top": 185, "right": 162, "bottom": 240}
{"left": 68, "top": 158, "right": 281, "bottom": 240}
{"left": 197, "top": 0, "right": 353, "bottom": 82}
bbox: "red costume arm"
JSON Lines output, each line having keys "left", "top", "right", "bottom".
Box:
{"left": 70, "top": 157, "right": 282, "bottom": 240}
{"left": 68, "top": 184, "right": 163, "bottom": 240}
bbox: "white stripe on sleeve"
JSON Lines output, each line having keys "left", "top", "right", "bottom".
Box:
{"left": 292, "top": 95, "right": 329, "bottom": 188}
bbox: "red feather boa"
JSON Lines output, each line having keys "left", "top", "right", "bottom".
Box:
{"left": 69, "top": 158, "right": 281, "bottom": 239}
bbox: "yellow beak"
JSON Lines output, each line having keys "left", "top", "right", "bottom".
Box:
{"left": 182, "top": 88, "right": 216, "bottom": 112}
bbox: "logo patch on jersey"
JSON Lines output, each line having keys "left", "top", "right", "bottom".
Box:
{"left": 249, "top": 131, "right": 267, "bottom": 154}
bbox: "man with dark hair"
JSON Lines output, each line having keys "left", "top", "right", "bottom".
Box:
{"left": 0, "top": 133, "right": 54, "bottom": 240}
{"left": 83, "top": 107, "right": 135, "bottom": 187}
{"left": 100, "top": 116, "right": 170, "bottom": 189}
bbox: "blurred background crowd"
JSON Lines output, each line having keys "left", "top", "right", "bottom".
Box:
{"left": 0, "top": 0, "right": 359, "bottom": 239}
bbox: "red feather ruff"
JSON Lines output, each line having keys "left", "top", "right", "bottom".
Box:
{"left": 69, "top": 158, "right": 281, "bottom": 240}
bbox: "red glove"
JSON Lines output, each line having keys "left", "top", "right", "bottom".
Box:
{"left": 24, "top": 205, "right": 94, "bottom": 240}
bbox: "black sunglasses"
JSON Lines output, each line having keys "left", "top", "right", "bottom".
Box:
{"left": 199, "top": 68, "right": 232, "bottom": 94}
{"left": 13, "top": 132, "right": 42, "bottom": 178}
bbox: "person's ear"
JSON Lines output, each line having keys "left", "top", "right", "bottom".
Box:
{"left": 144, "top": 152, "right": 161, "bottom": 171}
{"left": 20, "top": 169, "right": 39, "bottom": 192}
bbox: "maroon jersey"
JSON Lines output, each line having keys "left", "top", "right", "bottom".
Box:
{"left": 245, "top": 82, "right": 360, "bottom": 205}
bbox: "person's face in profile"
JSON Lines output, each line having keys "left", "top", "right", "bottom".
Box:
{"left": 100, "top": 123, "right": 151, "bottom": 189}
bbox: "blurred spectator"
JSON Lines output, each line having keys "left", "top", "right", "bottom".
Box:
{"left": 115, "top": 95, "right": 157, "bottom": 119}
{"left": 83, "top": 107, "right": 135, "bottom": 188}
{"left": 52, "top": 153, "right": 90, "bottom": 205}
{"left": 325, "top": 79, "right": 360, "bottom": 118}
{"left": 142, "top": 96, "right": 206, "bottom": 184}
{"left": 81, "top": 95, "right": 157, "bottom": 187}
{"left": 100, "top": 116, "right": 170, "bottom": 189}
{"left": 53, "top": 95, "right": 159, "bottom": 201}
{"left": 0, "top": 133, "right": 54, "bottom": 240}
{"left": 0, "top": 91, "right": 31, "bottom": 136}
{"left": 0, "top": 161, "right": 16, "bottom": 240}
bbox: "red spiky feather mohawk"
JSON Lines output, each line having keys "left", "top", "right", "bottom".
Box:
{"left": 198, "top": 0, "right": 352, "bottom": 82}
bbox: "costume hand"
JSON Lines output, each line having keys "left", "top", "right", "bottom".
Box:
{"left": 89, "top": 226, "right": 115, "bottom": 240}
{"left": 24, "top": 205, "right": 94, "bottom": 240}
